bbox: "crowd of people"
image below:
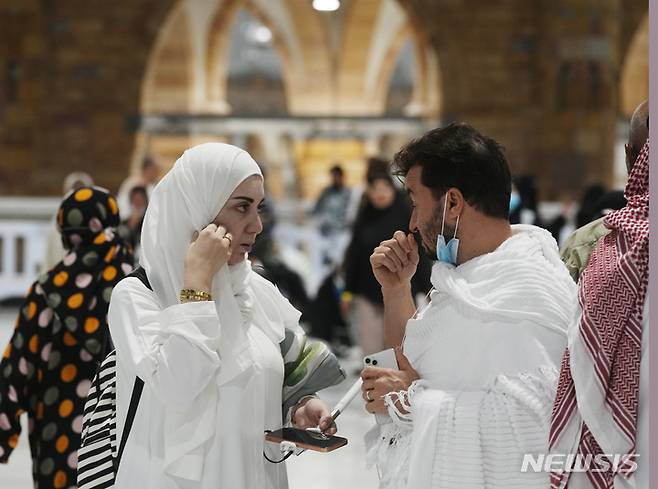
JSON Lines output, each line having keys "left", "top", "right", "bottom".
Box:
{"left": 0, "top": 99, "right": 649, "bottom": 489}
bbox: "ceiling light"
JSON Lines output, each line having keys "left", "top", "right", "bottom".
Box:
{"left": 313, "top": 0, "right": 340, "bottom": 12}
{"left": 250, "top": 25, "right": 272, "bottom": 44}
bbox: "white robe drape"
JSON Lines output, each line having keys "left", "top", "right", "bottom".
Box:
{"left": 367, "top": 225, "right": 578, "bottom": 489}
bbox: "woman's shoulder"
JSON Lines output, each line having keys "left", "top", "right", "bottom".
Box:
{"left": 111, "top": 271, "right": 155, "bottom": 303}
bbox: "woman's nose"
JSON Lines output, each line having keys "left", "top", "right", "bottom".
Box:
{"left": 247, "top": 214, "right": 263, "bottom": 234}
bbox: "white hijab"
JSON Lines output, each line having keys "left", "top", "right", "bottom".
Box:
{"left": 139, "top": 143, "right": 268, "bottom": 480}
{"left": 141, "top": 142, "right": 262, "bottom": 379}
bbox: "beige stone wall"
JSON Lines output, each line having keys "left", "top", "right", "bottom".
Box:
{"left": 620, "top": 15, "right": 648, "bottom": 117}
{"left": 403, "top": 0, "right": 647, "bottom": 198}
{"left": 0, "top": 0, "right": 648, "bottom": 199}
{"left": 294, "top": 139, "right": 367, "bottom": 200}
{"left": 0, "top": 0, "right": 176, "bottom": 196}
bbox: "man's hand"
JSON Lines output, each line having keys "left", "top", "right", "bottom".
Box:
{"left": 292, "top": 397, "right": 337, "bottom": 435}
{"left": 370, "top": 231, "right": 420, "bottom": 290}
{"left": 360, "top": 348, "right": 420, "bottom": 414}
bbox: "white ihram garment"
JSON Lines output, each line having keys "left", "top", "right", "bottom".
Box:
{"left": 109, "top": 143, "right": 298, "bottom": 488}
{"left": 366, "top": 225, "right": 578, "bottom": 489}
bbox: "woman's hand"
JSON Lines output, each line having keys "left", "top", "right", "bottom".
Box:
{"left": 292, "top": 397, "right": 337, "bottom": 435}
{"left": 183, "top": 224, "right": 233, "bottom": 293}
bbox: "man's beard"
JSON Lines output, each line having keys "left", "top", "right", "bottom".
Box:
{"left": 418, "top": 203, "right": 456, "bottom": 260}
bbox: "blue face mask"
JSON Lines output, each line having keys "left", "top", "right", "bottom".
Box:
{"left": 436, "top": 194, "right": 460, "bottom": 265}
{"left": 509, "top": 192, "right": 521, "bottom": 213}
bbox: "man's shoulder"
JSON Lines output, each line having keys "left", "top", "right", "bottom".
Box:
{"left": 561, "top": 217, "right": 610, "bottom": 251}
{"left": 560, "top": 217, "right": 611, "bottom": 282}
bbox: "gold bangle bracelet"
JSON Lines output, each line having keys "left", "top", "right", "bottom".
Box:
{"left": 180, "top": 289, "right": 212, "bottom": 302}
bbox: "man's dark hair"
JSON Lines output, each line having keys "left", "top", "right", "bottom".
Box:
{"left": 392, "top": 122, "right": 511, "bottom": 219}
{"left": 329, "top": 165, "right": 344, "bottom": 176}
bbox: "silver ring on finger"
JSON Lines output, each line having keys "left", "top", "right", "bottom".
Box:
{"left": 366, "top": 390, "right": 373, "bottom": 402}
{"left": 224, "top": 234, "right": 233, "bottom": 246}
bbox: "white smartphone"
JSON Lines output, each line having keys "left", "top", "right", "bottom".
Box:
{"left": 364, "top": 348, "right": 398, "bottom": 369}
{"left": 363, "top": 348, "right": 399, "bottom": 424}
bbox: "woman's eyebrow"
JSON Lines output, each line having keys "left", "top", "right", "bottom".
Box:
{"left": 231, "top": 196, "right": 254, "bottom": 203}
{"left": 231, "top": 196, "right": 265, "bottom": 205}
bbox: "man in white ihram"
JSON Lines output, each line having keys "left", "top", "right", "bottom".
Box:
{"left": 359, "top": 123, "right": 577, "bottom": 489}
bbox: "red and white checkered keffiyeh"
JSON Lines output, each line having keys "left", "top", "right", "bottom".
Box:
{"left": 549, "top": 140, "right": 649, "bottom": 489}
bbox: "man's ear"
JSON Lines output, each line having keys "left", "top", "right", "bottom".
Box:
{"left": 446, "top": 188, "right": 465, "bottom": 217}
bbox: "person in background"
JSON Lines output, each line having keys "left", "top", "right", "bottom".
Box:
{"left": 120, "top": 185, "right": 149, "bottom": 260}
{"left": 342, "top": 170, "right": 430, "bottom": 356}
{"left": 312, "top": 164, "right": 353, "bottom": 267}
{"left": 307, "top": 266, "right": 352, "bottom": 355}
{"left": 561, "top": 99, "right": 648, "bottom": 282}
{"left": 549, "top": 137, "right": 649, "bottom": 489}
{"left": 117, "top": 154, "right": 161, "bottom": 217}
{"left": 509, "top": 174, "right": 544, "bottom": 226}
{"left": 43, "top": 172, "right": 95, "bottom": 271}
{"left": 0, "top": 187, "right": 134, "bottom": 488}
{"left": 250, "top": 197, "right": 311, "bottom": 323}
{"left": 575, "top": 184, "right": 607, "bottom": 229}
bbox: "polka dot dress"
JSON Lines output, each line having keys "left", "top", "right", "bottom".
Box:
{"left": 0, "top": 187, "right": 134, "bottom": 488}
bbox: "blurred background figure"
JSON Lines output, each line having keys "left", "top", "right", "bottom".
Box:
{"left": 117, "top": 155, "right": 161, "bottom": 217}
{"left": 250, "top": 195, "right": 311, "bottom": 324}
{"left": 312, "top": 165, "right": 353, "bottom": 268}
{"left": 509, "top": 175, "right": 544, "bottom": 227}
{"left": 561, "top": 99, "right": 648, "bottom": 282}
{"left": 43, "top": 172, "right": 95, "bottom": 271}
{"left": 307, "top": 266, "right": 353, "bottom": 356}
{"left": 342, "top": 170, "right": 430, "bottom": 356}
{"left": 0, "top": 187, "right": 133, "bottom": 488}
{"left": 575, "top": 184, "right": 608, "bottom": 229}
{"left": 119, "top": 185, "right": 149, "bottom": 260}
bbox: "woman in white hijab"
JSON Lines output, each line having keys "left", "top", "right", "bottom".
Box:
{"left": 107, "top": 143, "right": 345, "bottom": 489}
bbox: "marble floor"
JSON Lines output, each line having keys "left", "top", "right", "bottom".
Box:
{"left": 0, "top": 307, "right": 380, "bottom": 489}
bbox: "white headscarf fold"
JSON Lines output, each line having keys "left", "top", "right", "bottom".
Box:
{"left": 139, "top": 143, "right": 264, "bottom": 480}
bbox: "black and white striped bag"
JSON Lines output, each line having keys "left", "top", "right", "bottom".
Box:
{"left": 77, "top": 350, "right": 143, "bottom": 489}
{"left": 77, "top": 267, "right": 149, "bottom": 488}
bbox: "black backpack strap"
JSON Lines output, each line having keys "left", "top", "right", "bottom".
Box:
{"left": 116, "top": 377, "right": 144, "bottom": 469}
{"left": 115, "top": 267, "right": 151, "bottom": 470}
{"left": 127, "top": 266, "right": 151, "bottom": 290}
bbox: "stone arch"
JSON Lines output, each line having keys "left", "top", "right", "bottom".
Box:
{"left": 140, "top": 0, "right": 300, "bottom": 116}
{"left": 206, "top": 0, "right": 302, "bottom": 114}
{"left": 279, "top": 0, "right": 334, "bottom": 114}
{"left": 141, "top": 1, "right": 194, "bottom": 114}
{"left": 379, "top": 29, "right": 442, "bottom": 117}
{"left": 620, "top": 13, "right": 648, "bottom": 117}
{"left": 373, "top": 25, "right": 415, "bottom": 114}
{"left": 337, "top": 0, "right": 442, "bottom": 116}
{"left": 224, "top": 9, "right": 289, "bottom": 115}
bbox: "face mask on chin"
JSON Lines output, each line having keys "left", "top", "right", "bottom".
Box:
{"left": 435, "top": 193, "right": 460, "bottom": 266}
